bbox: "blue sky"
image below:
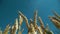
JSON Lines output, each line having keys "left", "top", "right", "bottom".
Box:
{"left": 0, "top": 0, "right": 60, "bottom": 34}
